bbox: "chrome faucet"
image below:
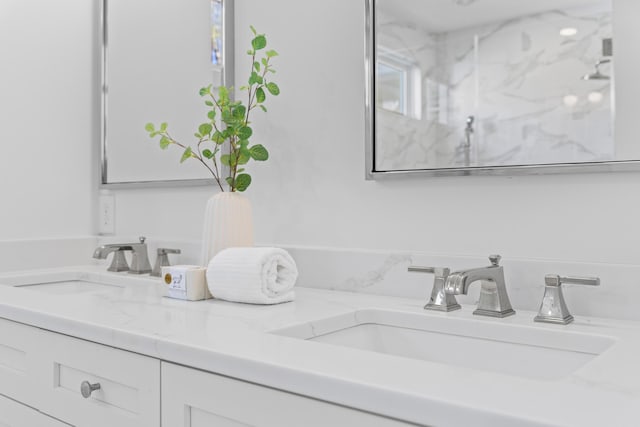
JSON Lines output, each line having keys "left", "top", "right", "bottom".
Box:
{"left": 534, "top": 274, "right": 600, "bottom": 324}
{"left": 151, "top": 248, "right": 181, "bottom": 277}
{"left": 444, "top": 255, "right": 515, "bottom": 318}
{"left": 92, "top": 245, "right": 131, "bottom": 272}
{"left": 93, "top": 236, "right": 152, "bottom": 274}
{"left": 408, "top": 265, "right": 461, "bottom": 312}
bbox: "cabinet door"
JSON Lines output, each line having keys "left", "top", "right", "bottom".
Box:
{"left": 162, "top": 362, "right": 414, "bottom": 427}
{"left": 0, "top": 394, "right": 70, "bottom": 427}
{"left": 36, "top": 331, "right": 160, "bottom": 427}
{"left": 0, "top": 318, "right": 44, "bottom": 408}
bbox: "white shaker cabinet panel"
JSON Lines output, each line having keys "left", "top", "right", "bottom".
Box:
{"left": 0, "top": 318, "right": 45, "bottom": 408}
{"left": 36, "top": 331, "right": 160, "bottom": 427}
{"left": 0, "top": 394, "right": 70, "bottom": 427}
{"left": 161, "top": 362, "right": 414, "bottom": 427}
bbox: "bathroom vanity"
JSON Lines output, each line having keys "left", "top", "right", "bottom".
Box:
{"left": 0, "top": 268, "right": 638, "bottom": 427}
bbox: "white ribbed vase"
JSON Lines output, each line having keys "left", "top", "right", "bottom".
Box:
{"left": 201, "top": 192, "right": 254, "bottom": 267}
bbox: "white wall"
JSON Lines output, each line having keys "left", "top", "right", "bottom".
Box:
{"left": 0, "top": 0, "right": 95, "bottom": 241}
{"left": 107, "top": 0, "right": 640, "bottom": 267}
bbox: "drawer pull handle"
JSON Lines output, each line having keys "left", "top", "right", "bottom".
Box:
{"left": 80, "top": 381, "right": 101, "bottom": 398}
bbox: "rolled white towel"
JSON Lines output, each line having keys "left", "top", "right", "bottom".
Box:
{"left": 206, "top": 247, "right": 298, "bottom": 304}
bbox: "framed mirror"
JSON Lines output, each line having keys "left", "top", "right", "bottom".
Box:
{"left": 100, "top": 0, "right": 234, "bottom": 187}
{"left": 365, "top": 0, "right": 640, "bottom": 178}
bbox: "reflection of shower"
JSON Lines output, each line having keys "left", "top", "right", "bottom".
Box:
{"left": 582, "top": 59, "right": 611, "bottom": 81}
{"left": 463, "top": 115, "right": 474, "bottom": 166}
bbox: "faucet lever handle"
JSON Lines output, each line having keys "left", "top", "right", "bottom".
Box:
{"left": 408, "top": 266, "right": 450, "bottom": 277}
{"left": 489, "top": 254, "right": 501, "bottom": 266}
{"left": 408, "top": 266, "right": 459, "bottom": 312}
{"left": 545, "top": 274, "right": 600, "bottom": 287}
{"left": 157, "top": 248, "right": 181, "bottom": 256}
{"left": 535, "top": 274, "right": 600, "bottom": 325}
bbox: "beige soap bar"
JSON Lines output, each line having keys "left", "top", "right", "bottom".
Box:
{"left": 162, "top": 265, "right": 207, "bottom": 301}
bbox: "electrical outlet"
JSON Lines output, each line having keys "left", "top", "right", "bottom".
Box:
{"left": 98, "top": 192, "right": 115, "bottom": 235}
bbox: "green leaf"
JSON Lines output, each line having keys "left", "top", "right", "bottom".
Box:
{"left": 253, "top": 61, "right": 261, "bottom": 72}
{"left": 239, "top": 139, "right": 250, "bottom": 148}
{"left": 207, "top": 110, "right": 216, "bottom": 120}
{"left": 238, "top": 147, "right": 251, "bottom": 165}
{"left": 251, "top": 35, "right": 267, "bottom": 50}
{"left": 236, "top": 168, "right": 245, "bottom": 174}
{"left": 233, "top": 105, "right": 246, "bottom": 119}
{"left": 249, "top": 144, "right": 269, "bottom": 161}
{"left": 266, "top": 49, "right": 278, "bottom": 58}
{"left": 259, "top": 105, "right": 267, "bottom": 112}
{"left": 220, "top": 154, "right": 231, "bottom": 166}
{"left": 198, "top": 123, "right": 213, "bottom": 136}
{"left": 238, "top": 126, "right": 253, "bottom": 140}
{"left": 256, "top": 87, "right": 266, "bottom": 103}
{"left": 160, "top": 122, "right": 168, "bottom": 132}
{"left": 246, "top": 49, "right": 254, "bottom": 55}
{"left": 180, "top": 147, "right": 193, "bottom": 163}
{"left": 144, "top": 123, "right": 155, "bottom": 133}
{"left": 159, "top": 136, "right": 171, "bottom": 149}
{"left": 199, "top": 86, "right": 210, "bottom": 96}
{"left": 261, "top": 58, "right": 268, "bottom": 67}
{"left": 205, "top": 100, "right": 214, "bottom": 107}
{"left": 249, "top": 71, "right": 263, "bottom": 85}
{"left": 250, "top": 25, "right": 257, "bottom": 35}
{"left": 235, "top": 173, "right": 252, "bottom": 192}
{"left": 225, "top": 176, "right": 234, "bottom": 187}
{"left": 202, "top": 149, "right": 213, "bottom": 159}
{"left": 218, "top": 86, "right": 229, "bottom": 102}
{"left": 266, "top": 82, "right": 280, "bottom": 96}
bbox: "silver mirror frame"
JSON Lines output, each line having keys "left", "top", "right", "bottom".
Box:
{"left": 364, "top": 0, "right": 640, "bottom": 180}
{"left": 100, "top": 0, "right": 234, "bottom": 189}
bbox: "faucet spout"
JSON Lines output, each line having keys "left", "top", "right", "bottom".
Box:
{"left": 444, "top": 255, "right": 515, "bottom": 318}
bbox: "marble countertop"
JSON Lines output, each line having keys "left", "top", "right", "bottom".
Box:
{"left": 0, "top": 267, "right": 638, "bottom": 426}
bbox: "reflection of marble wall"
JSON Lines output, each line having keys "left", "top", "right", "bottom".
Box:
{"left": 376, "top": 2, "right": 613, "bottom": 171}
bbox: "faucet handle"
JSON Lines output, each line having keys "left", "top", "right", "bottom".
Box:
{"left": 408, "top": 266, "right": 450, "bottom": 277}
{"left": 151, "top": 248, "right": 182, "bottom": 277}
{"left": 489, "top": 254, "right": 501, "bottom": 266}
{"left": 408, "top": 266, "right": 460, "bottom": 312}
{"left": 139, "top": 236, "right": 147, "bottom": 244}
{"left": 535, "top": 274, "right": 600, "bottom": 324}
{"left": 544, "top": 274, "right": 600, "bottom": 287}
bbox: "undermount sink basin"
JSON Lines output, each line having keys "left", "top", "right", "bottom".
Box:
{"left": 273, "top": 309, "right": 615, "bottom": 380}
{"left": 0, "top": 270, "right": 154, "bottom": 296}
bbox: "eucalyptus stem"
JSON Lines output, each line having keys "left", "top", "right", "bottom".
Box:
{"left": 145, "top": 26, "right": 279, "bottom": 193}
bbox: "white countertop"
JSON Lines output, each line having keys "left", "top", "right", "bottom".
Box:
{"left": 0, "top": 267, "right": 638, "bottom": 426}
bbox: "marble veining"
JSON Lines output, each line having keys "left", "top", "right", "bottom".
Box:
{"left": 376, "top": 1, "right": 614, "bottom": 171}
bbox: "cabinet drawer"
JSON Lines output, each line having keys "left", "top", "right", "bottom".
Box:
{"left": 162, "top": 362, "right": 414, "bottom": 427}
{"left": 0, "top": 318, "right": 43, "bottom": 408}
{"left": 36, "top": 332, "right": 160, "bottom": 427}
{"left": 0, "top": 394, "right": 70, "bottom": 427}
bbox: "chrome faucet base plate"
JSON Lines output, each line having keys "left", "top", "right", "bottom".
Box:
{"left": 473, "top": 308, "right": 516, "bottom": 318}
{"left": 424, "top": 302, "right": 461, "bottom": 312}
{"left": 534, "top": 314, "right": 574, "bottom": 325}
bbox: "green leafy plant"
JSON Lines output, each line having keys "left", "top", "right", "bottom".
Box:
{"left": 145, "top": 26, "right": 279, "bottom": 192}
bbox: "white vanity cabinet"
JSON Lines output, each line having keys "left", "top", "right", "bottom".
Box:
{"left": 0, "top": 317, "right": 414, "bottom": 427}
{"left": 0, "top": 394, "right": 70, "bottom": 427}
{"left": 0, "top": 317, "right": 160, "bottom": 427}
{"left": 161, "top": 362, "right": 413, "bottom": 427}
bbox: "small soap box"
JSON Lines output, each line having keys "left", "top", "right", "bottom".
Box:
{"left": 162, "top": 265, "right": 207, "bottom": 301}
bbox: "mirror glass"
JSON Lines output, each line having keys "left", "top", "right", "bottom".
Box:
{"left": 101, "top": 0, "right": 233, "bottom": 186}
{"left": 367, "top": 0, "right": 632, "bottom": 176}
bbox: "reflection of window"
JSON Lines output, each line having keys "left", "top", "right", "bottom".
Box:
{"left": 378, "top": 62, "right": 406, "bottom": 114}
{"left": 210, "top": 0, "right": 223, "bottom": 65}
{"left": 376, "top": 48, "right": 421, "bottom": 119}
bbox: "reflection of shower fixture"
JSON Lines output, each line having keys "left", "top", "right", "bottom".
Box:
{"left": 462, "top": 115, "right": 474, "bottom": 166}
{"left": 465, "top": 115, "right": 475, "bottom": 138}
{"left": 582, "top": 59, "right": 611, "bottom": 81}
